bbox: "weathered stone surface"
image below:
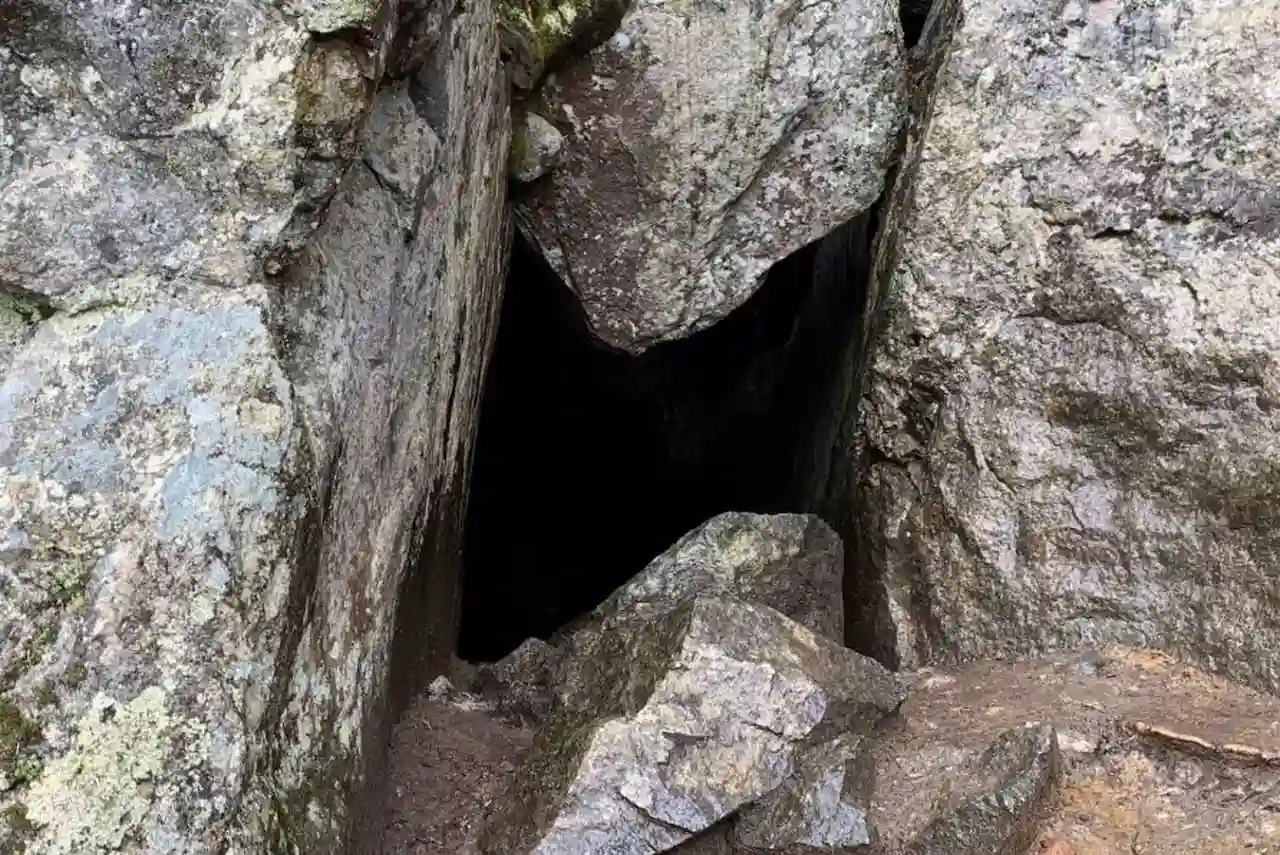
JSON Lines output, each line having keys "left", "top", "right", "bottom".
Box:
{"left": 732, "top": 732, "right": 877, "bottom": 853}
{"left": 498, "top": 0, "right": 630, "bottom": 89}
{"left": 470, "top": 638, "right": 563, "bottom": 727}
{"left": 567, "top": 512, "right": 845, "bottom": 646}
{"left": 475, "top": 594, "right": 905, "bottom": 855}
{"left": 514, "top": 0, "right": 905, "bottom": 352}
{"left": 894, "top": 725, "right": 1060, "bottom": 855}
{"left": 0, "top": 0, "right": 509, "bottom": 851}
{"left": 828, "top": 0, "right": 1280, "bottom": 687}
{"left": 510, "top": 111, "right": 566, "bottom": 182}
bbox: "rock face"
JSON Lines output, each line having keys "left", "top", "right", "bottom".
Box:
{"left": 513, "top": 0, "right": 906, "bottom": 352}
{"left": 729, "top": 731, "right": 878, "bottom": 852}
{"left": 0, "top": 0, "right": 508, "bottom": 851}
{"left": 476, "top": 594, "right": 905, "bottom": 854}
{"left": 832, "top": 0, "right": 1280, "bottom": 688}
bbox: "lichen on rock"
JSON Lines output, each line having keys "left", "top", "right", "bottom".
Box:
{"left": 0, "top": 0, "right": 510, "bottom": 849}
{"left": 24, "top": 688, "right": 186, "bottom": 855}
{"left": 831, "top": 0, "right": 1280, "bottom": 690}
{"left": 498, "top": 0, "right": 629, "bottom": 89}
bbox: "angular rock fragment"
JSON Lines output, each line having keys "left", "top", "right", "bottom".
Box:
{"left": 514, "top": 0, "right": 905, "bottom": 351}
{"left": 732, "top": 732, "right": 878, "bottom": 853}
{"left": 874, "top": 724, "right": 1060, "bottom": 855}
{"left": 475, "top": 594, "right": 905, "bottom": 854}
{"left": 571, "top": 512, "right": 846, "bottom": 644}
{"left": 510, "top": 111, "right": 567, "bottom": 183}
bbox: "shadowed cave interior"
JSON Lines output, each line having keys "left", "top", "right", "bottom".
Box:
{"left": 456, "top": 212, "right": 878, "bottom": 663}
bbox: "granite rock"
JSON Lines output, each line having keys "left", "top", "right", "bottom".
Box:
{"left": 0, "top": 0, "right": 509, "bottom": 851}
{"left": 732, "top": 732, "right": 878, "bottom": 853}
{"left": 566, "top": 512, "right": 846, "bottom": 646}
{"left": 827, "top": 0, "right": 1280, "bottom": 690}
{"left": 514, "top": 0, "right": 905, "bottom": 351}
{"left": 475, "top": 594, "right": 905, "bottom": 854}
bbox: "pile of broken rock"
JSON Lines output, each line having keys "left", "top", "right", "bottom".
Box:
{"left": 418, "top": 513, "right": 1062, "bottom": 854}
{"left": 381, "top": 512, "right": 1280, "bottom": 853}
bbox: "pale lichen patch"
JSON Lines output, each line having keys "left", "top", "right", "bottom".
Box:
{"left": 290, "top": 0, "right": 385, "bottom": 33}
{"left": 25, "top": 687, "right": 178, "bottom": 854}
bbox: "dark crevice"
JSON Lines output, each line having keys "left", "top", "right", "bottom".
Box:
{"left": 825, "top": 0, "right": 965, "bottom": 669}
{"left": 454, "top": 0, "right": 959, "bottom": 671}
{"left": 457, "top": 216, "right": 878, "bottom": 662}
{"left": 899, "top": 0, "right": 934, "bottom": 49}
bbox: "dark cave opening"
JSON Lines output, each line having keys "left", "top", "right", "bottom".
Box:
{"left": 455, "top": 213, "right": 878, "bottom": 663}
{"left": 899, "top": 0, "right": 932, "bottom": 49}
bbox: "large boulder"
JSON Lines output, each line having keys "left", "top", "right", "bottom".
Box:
{"left": 469, "top": 512, "right": 844, "bottom": 729}
{"left": 552, "top": 512, "right": 847, "bottom": 713}
{"left": 0, "top": 0, "right": 509, "bottom": 851}
{"left": 513, "top": 0, "right": 906, "bottom": 351}
{"left": 475, "top": 594, "right": 905, "bottom": 854}
{"left": 575, "top": 512, "right": 846, "bottom": 644}
{"left": 829, "top": 0, "right": 1280, "bottom": 688}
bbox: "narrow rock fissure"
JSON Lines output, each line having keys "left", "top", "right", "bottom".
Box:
{"left": 455, "top": 217, "right": 878, "bottom": 662}
{"left": 899, "top": 0, "right": 933, "bottom": 49}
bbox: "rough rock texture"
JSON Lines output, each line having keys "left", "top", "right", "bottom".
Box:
{"left": 882, "top": 725, "right": 1060, "bottom": 855}
{"left": 566, "top": 512, "right": 846, "bottom": 646}
{"left": 475, "top": 595, "right": 905, "bottom": 854}
{"left": 468, "top": 512, "right": 844, "bottom": 726}
{"left": 513, "top": 0, "right": 905, "bottom": 351}
{"left": 730, "top": 732, "right": 878, "bottom": 853}
{"left": 829, "top": 0, "right": 1280, "bottom": 687}
{"left": 0, "top": 0, "right": 508, "bottom": 851}
{"left": 498, "top": 0, "right": 630, "bottom": 89}
{"left": 510, "top": 111, "right": 566, "bottom": 182}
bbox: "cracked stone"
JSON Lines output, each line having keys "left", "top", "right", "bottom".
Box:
{"left": 472, "top": 594, "right": 905, "bottom": 854}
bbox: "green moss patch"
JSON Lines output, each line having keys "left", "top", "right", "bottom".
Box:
{"left": 0, "top": 698, "right": 41, "bottom": 786}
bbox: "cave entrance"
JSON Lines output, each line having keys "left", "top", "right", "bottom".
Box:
{"left": 456, "top": 218, "right": 876, "bottom": 662}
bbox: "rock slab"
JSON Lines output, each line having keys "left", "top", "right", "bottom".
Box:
{"left": 515, "top": 0, "right": 905, "bottom": 351}
{"left": 0, "top": 0, "right": 509, "bottom": 851}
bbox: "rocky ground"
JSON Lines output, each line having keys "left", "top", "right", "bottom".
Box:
{"left": 372, "top": 645, "right": 1280, "bottom": 854}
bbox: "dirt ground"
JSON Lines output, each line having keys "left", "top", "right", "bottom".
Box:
{"left": 369, "top": 646, "right": 1280, "bottom": 853}
{"left": 364, "top": 688, "right": 533, "bottom": 855}
{"left": 884, "top": 647, "right": 1280, "bottom": 854}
